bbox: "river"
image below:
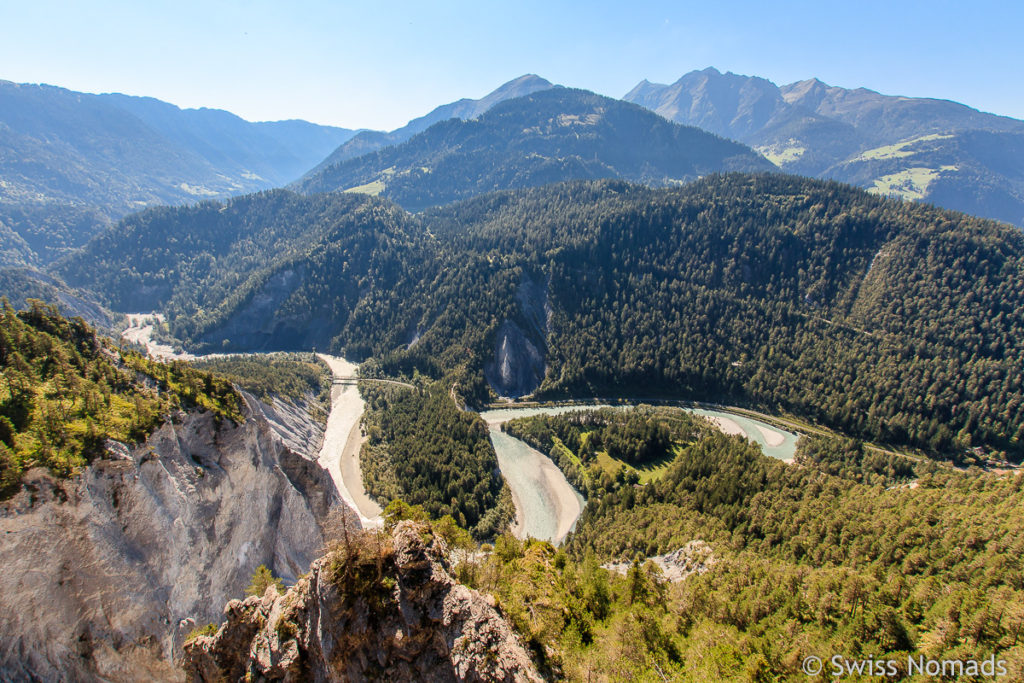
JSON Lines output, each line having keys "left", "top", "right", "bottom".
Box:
{"left": 480, "top": 403, "right": 799, "bottom": 546}
{"left": 315, "top": 354, "right": 383, "bottom": 527}
{"left": 119, "top": 319, "right": 383, "bottom": 526}
{"left": 121, "top": 320, "right": 795, "bottom": 540}
{"left": 481, "top": 406, "right": 596, "bottom": 545}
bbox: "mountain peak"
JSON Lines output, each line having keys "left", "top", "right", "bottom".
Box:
{"left": 623, "top": 78, "right": 669, "bottom": 102}
{"left": 779, "top": 77, "right": 832, "bottom": 106}
{"left": 296, "top": 87, "right": 772, "bottom": 211}
{"left": 308, "top": 75, "right": 556, "bottom": 169}
{"left": 623, "top": 68, "right": 788, "bottom": 142}
{"left": 478, "top": 74, "right": 554, "bottom": 109}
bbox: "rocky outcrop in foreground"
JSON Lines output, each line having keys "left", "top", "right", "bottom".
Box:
{"left": 183, "top": 520, "right": 542, "bottom": 682}
{"left": 0, "top": 393, "right": 339, "bottom": 682}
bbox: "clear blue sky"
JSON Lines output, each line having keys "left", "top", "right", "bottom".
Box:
{"left": 1, "top": 0, "right": 1020, "bottom": 130}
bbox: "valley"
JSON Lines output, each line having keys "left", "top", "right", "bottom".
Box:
{"left": 3, "top": 60, "right": 1024, "bottom": 681}
{"left": 315, "top": 353, "right": 382, "bottom": 526}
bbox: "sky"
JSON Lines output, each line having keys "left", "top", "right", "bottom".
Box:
{"left": 1, "top": 0, "right": 1021, "bottom": 131}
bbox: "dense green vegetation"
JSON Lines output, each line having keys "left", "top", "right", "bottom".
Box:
{"left": 794, "top": 434, "right": 922, "bottom": 487}
{"left": 358, "top": 382, "right": 512, "bottom": 539}
{"left": 57, "top": 190, "right": 423, "bottom": 337}
{"left": 296, "top": 88, "right": 771, "bottom": 211}
{"left": 503, "top": 407, "right": 693, "bottom": 494}
{"left": 437, "top": 176, "right": 1024, "bottom": 460}
{"left": 0, "top": 301, "right": 243, "bottom": 496}
{"left": 190, "top": 352, "right": 330, "bottom": 416}
{"left": 445, "top": 409, "right": 1024, "bottom": 681}
{"left": 59, "top": 174, "right": 1024, "bottom": 461}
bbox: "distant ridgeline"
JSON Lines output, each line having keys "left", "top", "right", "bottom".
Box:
{"left": 58, "top": 174, "right": 1024, "bottom": 461}
{"left": 624, "top": 68, "right": 1024, "bottom": 228}
{"left": 0, "top": 79, "right": 356, "bottom": 267}
{"left": 294, "top": 88, "right": 773, "bottom": 211}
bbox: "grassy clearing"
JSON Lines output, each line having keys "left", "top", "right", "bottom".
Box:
{"left": 868, "top": 165, "right": 957, "bottom": 201}
{"left": 755, "top": 141, "right": 806, "bottom": 167}
{"left": 343, "top": 179, "right": 386, "bottom": 196}
{"left": 854, "top": 133, "right": 953, "bottom": 162}
{"left": 594, "top": 446, "right": 677, "bottom": 484}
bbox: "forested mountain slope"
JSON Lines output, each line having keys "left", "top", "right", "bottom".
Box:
{"left": 60, "top": 174, "right": 1024, "bottom": 460}
{"left": 295, "top": 88, "right": 773, "bottom": 211}
{"left": 57, "top": 190, "right": 427, "bottom": 351}
{"left": 467, "top": 407, "right": 1024, "bottom": 681}
{"left": 624, "top": 68, "right": 1024, "bottom": 226}
{"left": 0, "top": 80, "right": 355, "bottom": 265}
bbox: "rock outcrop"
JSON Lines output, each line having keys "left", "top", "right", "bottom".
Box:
{"left": 484, "top": 320, "right": 546, "bottom": 399}
{"left": 0, "top": 392, "right": 341, "bottom": 682}
{"left": 183, "top": 520, "right": 543, "bottom": 682}
{"left": 604, "top": 540, "right": 717, "bottom": 583}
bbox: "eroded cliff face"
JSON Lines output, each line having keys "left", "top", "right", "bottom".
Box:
{"left": 183, "top": 520, "right": 542, "bottom": 683}
{"left": 0, "top": 392, "right": 340, "bottom": 683}
{"left": 484, "top": 320, "right": 546, "bottom": 398}
{"left": 484, "top": 275, "right": 552, "bottom": 399}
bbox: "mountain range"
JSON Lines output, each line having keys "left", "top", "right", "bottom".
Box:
{"left": 295, "top": 88, "right": 773, "bottom": 211}
{"left": 3, "top": 68, "right": 1024, "bottom": 272}
{"left": 59, "top": 174, "right": 1024, "bottom": 460}
{"left": 624, "top": 67, "right": 1024, "bottom": 226}
{"left": 0, "top": 80, "right": 357, "bottom": 265}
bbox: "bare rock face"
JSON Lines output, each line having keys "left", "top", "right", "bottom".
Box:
{"left": 604, "top": 540, "right": 717, "bottom": 583}
{"left": 484, "top": 320, "right": 546, "bottom": 399}
{"left": 183, "top": 520, "right": 543, "bottom": 682}
{"left": 485, "top": 275, "right": 551, "bottom": 399}
{"left": 0, "top": 393, "right": 341, "bottom": 682}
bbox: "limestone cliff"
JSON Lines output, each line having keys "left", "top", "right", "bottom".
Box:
{"left": 183, "top": 520, "right": 542, "bottom": 682}
{"left": 0, "top": 392, "right": 340, "bottom": 682}
{"left": 484, "top": 275, "right": 550, "bottom": 398}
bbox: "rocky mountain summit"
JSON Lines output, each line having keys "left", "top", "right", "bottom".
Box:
{"left": 183, "top": 520, "right": 542, "bottom": 682}
{"left": 624, "top": 67, "right": 1024, "bottom": 226}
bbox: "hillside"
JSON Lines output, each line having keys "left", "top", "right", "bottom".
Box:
{"left": 0, "top": 300, "right": 244, "bottom": 493}
{"left": 0, "top": 80, "right": 356, "bottom": 265}
{"left": 624, "top": 68, "right": 1024, "bottom": 226}
{"left": 56, "top": 190, "right": 427, "bottom": 349}
{"left": 309, "top": 74, "right": 554, "bottom": 170}
{"left": 60, "top": 174, "right": 1024, "bottom": 460}
{"left": 456, "top": 407, "right": 1024, "bottom": 681}
{"left": 295, "top": 88, "right": 773, "bottom": 211}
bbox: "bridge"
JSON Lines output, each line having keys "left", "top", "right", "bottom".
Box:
{"left": 331, "top": 376, "right": 416, "bottom": 389}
